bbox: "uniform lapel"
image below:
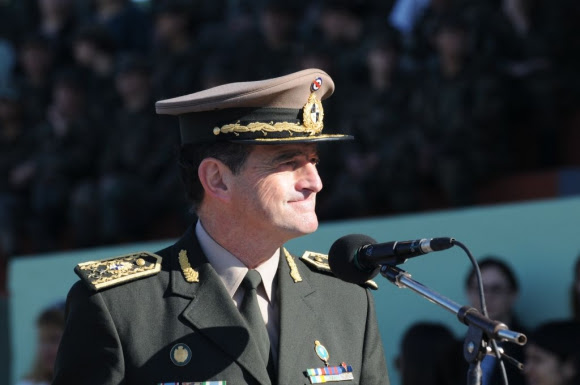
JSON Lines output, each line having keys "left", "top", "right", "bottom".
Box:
{"left": 277, "top": 250, "right": 319, "bottom": 385}
{"left": 168, "top": 227, "right": 272, "bottom": 385}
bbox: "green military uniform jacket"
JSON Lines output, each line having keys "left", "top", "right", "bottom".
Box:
{"left": 53, "top": 227, "right": 389, "bottom": 384}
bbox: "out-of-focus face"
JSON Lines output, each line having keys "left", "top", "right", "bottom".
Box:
{"left": 434, "top": 28, "right": 467, "bottom": 58}
{"left": 20, "top": 45, "right": 53, "bottom": 77}
{"left": 155, "top": 14, "right": 187, "bottom": 42}
{"left": 467, "top": 266, "right": 517, "bottom": 322}
{"left": 227, "top": 144, "right": 323, "bottom": 243}
{"left": 73, "top": 41, "right": 96, "bottom": 67}
{"left": 38, "top": 324, "right": 63, "bottom": 374}
{"left": 367, "top": 47, "right": 397, "bottom": 75}
{"left": 53, "top": 84, "right": 83, "bottom": 118}
{"left": 0, "top": 99, "right": 21, "bottom": 122}
{"left": 260, "top": 10, "right": 292, "bottom": 42}
{"left": 38, "top": 0, "right": 71, "bottom": 17}
{"left": 524, "top": 343, "right": 575, "bottom": 385}
{"left": 115, "top": 71, "right": 150, "bottom": 102}
{"left": 319, "top": 10, "right": 344, "bottom": 42}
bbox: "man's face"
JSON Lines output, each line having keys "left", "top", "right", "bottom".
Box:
{"left": 466, "top": 266, "right": 517, "bottom": 322}
{"left": 524, "top": 343, "right": 574, "bottom": 385}
{"left": 38, "top": 324, "right": 63, "bottom": 374}
{"left": 228, "top": 143, "right": 323, "bottom": 242}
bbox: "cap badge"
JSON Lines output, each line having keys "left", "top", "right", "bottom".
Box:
{"left": 170, "top": 343, "right": 192, "bottom": 366}
{"left": 311, "top": 76, "right": 323, "bottom": 92}
{"left": 302, "top": 93, "right": 324, "bottom": 134}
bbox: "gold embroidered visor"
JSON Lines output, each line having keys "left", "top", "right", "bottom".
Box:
{"left": 155, "top": 68, "right": 353, "bottom": 144}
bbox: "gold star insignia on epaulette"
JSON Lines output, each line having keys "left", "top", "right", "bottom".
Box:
{"left": 300, "top": 251, "right": 378, "bottom": 290}
{"left": 75, "top": 252, "right": 162, "bottom": 292}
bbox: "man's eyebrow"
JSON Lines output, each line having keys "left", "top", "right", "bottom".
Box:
{"left": 271, "top": 150, "right": 307, "bottom": 163}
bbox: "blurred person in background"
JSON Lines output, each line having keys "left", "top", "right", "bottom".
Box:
{"left": 35, "top": 0, "right": 78, "bottom": 68}
{"left": 315, "top": 0, "right": 367, "bottom": 78}
{"left": 359, "top": 29, "right": 420, "bottom": 215}
{"left": 465, "top": 256, "right": 527, "bottom": 385}
{"left": 408, "top": 13, "right": 509, "bottom": 207}
{"left": 395, "top": 321, "right": 464, "bottom": 385}
{"left": 209, "top": 0, "right": 301, "bottom": 82}
{"left": 481, "top": 0, "right": 568, "bottom": 169}
{"left": 15, "top": 302, "right": 65, "bottom": 385}
{"left": 87, "top": 0, "right": 152, "bottom": 54}
{"left": 71, "top": 54, "right": 181, "bottom": 246}
{"left": 0, "top": 85, "right": 32, "bottom": 257}
{"left": 524, "top": 320, "right": 580, "bottom": 385}
{"left": 72, "top": 24, "right": 119, "bottom": 119}
{"left": 13, "top": 34, "right": 55, "bottom": 128}
{"left": 151, "top": 0, "right": 201, "bottom": 99}
{"left": 250, "top": 1, "right": 301, "bottom": 79}
{"left": 405, "top": 0, "right": 460, "bottom": 63}
{"left": 15, "top": 69, "right": 99, "bottom": 251}
{"left": 316, "top": 27, "right": 420, "bottom": 219}
{"left": 388, "top": 0, "right": 431, "bottom": 40}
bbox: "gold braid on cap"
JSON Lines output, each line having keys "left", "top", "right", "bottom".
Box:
{"left": 212, "top": 93, "right": 324, "bottom": 137}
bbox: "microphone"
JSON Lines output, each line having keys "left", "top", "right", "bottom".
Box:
{"left": 328, "top": 234, "right": 454, "bottom": 284}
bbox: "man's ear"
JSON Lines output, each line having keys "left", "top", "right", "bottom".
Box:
{"left": 198, "top": 158, "right": 233, "bottom": 202}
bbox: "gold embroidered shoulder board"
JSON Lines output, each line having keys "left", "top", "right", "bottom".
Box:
{"left": 75, "top": 251, "right": 162, "bottom": 292}
{"left": 299, "top": 251, "right": 378, "bottom": 290}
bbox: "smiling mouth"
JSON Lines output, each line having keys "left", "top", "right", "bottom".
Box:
{"left": 289, "top": 194, "right": 316, "bottom": 204}
{"left": 289, "top": 197, "right": 317, "bottom": 208}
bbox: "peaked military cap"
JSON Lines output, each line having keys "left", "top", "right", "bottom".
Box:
{"left": 155, "top": 68, "right": 353, "bottom": 144}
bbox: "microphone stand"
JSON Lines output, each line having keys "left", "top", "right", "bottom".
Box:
{"left": 379, "top": 264, "right": 526, "bottom": 385}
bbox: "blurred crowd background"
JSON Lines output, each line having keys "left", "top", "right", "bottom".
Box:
{"left": 1, "top": 0, "right": 580, "bottom": 291}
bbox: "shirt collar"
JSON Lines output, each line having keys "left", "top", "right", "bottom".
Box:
{"left": 195, "top": 220, "right": 279, "bottom": 302}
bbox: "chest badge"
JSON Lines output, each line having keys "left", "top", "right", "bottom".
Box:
{"left": 314, "top": 340, "right": 329, "bottom": 366}
{"left": 170, "top": 343, "right": 192, "bottom": 367}
{"left": 306, "top": 341, "right": 355, "bottom": 383}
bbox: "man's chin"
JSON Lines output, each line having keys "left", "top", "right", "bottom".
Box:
{"left": 284, "top": 219, "right": 319, "bottom": 240}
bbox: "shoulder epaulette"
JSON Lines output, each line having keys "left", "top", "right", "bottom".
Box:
{"left": 75, "top": 251, "right": 162, "bottom": 292}
{"left": 299, "top": 251, "right": 378, "bottom": 290}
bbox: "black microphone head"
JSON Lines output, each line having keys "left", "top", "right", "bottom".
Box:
{"left": 328, "top": 234, "right": 380, "bottom": 285}
{"left": 429, "top": 237, "right": 455, "bottom": 251}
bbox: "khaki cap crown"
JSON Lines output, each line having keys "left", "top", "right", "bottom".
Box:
{"left": 155, "top": 68, "right": 353, "bottom": 144}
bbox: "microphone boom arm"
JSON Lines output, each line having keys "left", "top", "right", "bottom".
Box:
{"left": 379, "top": 264, "right": 526, "bottom": 346}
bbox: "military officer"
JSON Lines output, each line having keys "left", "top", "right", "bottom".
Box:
{"left": 53, "top": 68, "right": 390, "bottom": 385}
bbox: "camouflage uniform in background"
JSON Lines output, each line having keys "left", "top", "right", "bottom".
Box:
{"left": 317, "top": 31, "right": 420, "bottom": 219}
{"left": 408, "top": 60, "right": 509, "bottom": 206}
{"left": 92, "top": 100, "right": 181, "bottom": 244}
{"left": 29, "top": 108, "right": 99, "bottom": 250}
{"left": 151, "top": 2, "right": 202, "bottom": 100}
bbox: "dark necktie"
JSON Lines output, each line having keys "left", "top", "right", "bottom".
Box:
{"left": 240, "top": 270, "right": 271, "bottom": 365}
